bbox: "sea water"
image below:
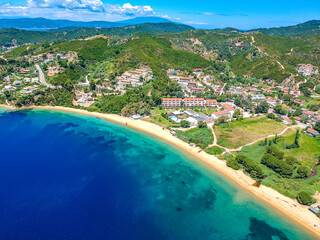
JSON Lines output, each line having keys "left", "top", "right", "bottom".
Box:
{"left": 0, "top": 108, "right": 316, "bottom": 240}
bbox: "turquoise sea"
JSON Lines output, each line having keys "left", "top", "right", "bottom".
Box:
{"left": 0, "top": 107, "right": 316, "bottom": 240}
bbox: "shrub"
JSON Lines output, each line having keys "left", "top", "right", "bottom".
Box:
{"left": 267, "top": 113, "right": 275, "bottom": 119}
{"left": 227, "top": 158, "right": 241, "bottom": 170}
{"left": 180, "top": 120, "right": 190, "bottom": 128}
{"left": 296, "top": 165, "right": 309, "bottom": 178}
{"left": 198, "top": 121, "right": 207, "bottom": 128}
{"left": 161, "top": 113, "right": 168, "bottom": 119}
{"left": 205, "top": 146, "right": 224, "bottom": 155}
{"left": 236, "top": 155, "right": 264, "bottom": 179}
{"left": 285, "top": 156, "right": 297, "bottom": 166}
{"left": 296, "top": 191, "right": 315, "bottom": 206}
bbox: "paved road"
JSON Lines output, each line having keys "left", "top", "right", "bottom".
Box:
{"left": 35, "top": 64, "right": 55, "bottom": 88}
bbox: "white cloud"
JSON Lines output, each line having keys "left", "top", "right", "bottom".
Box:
{"left": 0, "top": 1, "right": 156, "bottom": 21}
{"left": 183, "top": 21, "right": 208, "bottom": 25}
{"left": 28, "top": 0, "right": 104, "bottom": 11}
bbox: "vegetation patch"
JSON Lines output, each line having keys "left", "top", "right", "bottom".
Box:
{"left": 205, "top": 146, "right": 224, "bottom": 155}
{"left": 240, "top": 131, "right": 320, "bottom": 198}
{"left": 176, "top": 127, "right": 214, "bottom": 149}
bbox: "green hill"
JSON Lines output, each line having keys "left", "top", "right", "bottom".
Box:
{"left": 253, "top": 20, "right": 320, "bottom": 37}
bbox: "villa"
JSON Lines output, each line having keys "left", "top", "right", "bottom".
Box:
{"left": 302, "top": 111, "right": 316, "bottom": 119}
{"left": 212, "top": 110, "right": 232, "bottom": 120}
{"left": 223, "top": 104, "right": 235, "bottom": 114}
{"left": 306, "top": 128, "right": 319, "bottom": 137}
{"left": 282, "top": 117, "right": 293, "bottom": 125}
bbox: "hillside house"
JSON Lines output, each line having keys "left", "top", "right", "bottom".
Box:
{"left": 212, "top": 110, "right": 232, "bottom": 120}
{"left": 302, "top": 111, "right": 316, "bottom": 119}
{"left": 223, "top": 104, "right": 235, "bottom": 114}
{"left": 306, "top": 128, "right": 319, "bottom": 137}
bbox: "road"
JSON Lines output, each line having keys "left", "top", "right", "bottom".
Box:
{"left": 220, "top": 83, "right": 226, "bottom": 95}
{"left": 35, "top": 64, "right": 55, "bottom": 88}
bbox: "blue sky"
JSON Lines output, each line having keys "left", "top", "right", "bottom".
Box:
{"left": 1, "top": 0, "right": 320, "bottom": 29}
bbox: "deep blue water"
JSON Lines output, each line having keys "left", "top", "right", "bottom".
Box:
{"left": 0, "top": 108, "right": 316, "bottom": 240}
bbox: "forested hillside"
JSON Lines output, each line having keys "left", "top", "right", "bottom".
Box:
{"left": 254, "top": 20, "right": 320, "bottom": 37}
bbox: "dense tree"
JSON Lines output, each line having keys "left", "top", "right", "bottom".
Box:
{"left": 256, "top": 101, "right": 269, "bottom": 113}
{"left": 314, "top": 121, "right": 320, "bottom": 132}
{"left": 198, "top": 121, "right": 207, "bottom": 128}
{"left": 261, "top": 153, "right": 293, "bottom": 177}
{"left": 236, "top": 155, "right": 264, "bottom": 179}
{"left": 227, "top": 158, "right": 241, "bottom": 170}
{"left": 297, "top": 191, "right": 315, "bottom": 205}
{"left": 274, "top": 105, "right": 287, "bottom": 115}
{"left": 292, "top": 109, "right": 302, "bottom": 117}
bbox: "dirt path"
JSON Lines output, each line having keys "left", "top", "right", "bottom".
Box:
{"left": 250, "top": 36, "right": 287, "bottom": 71}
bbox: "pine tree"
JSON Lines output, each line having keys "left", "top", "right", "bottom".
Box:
{"left": 294, "top": 129, "right": 300, "bottom": 147}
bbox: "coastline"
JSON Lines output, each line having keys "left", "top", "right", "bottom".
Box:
{"left": 2, "top": 105, "right": 320, "bottom": 238}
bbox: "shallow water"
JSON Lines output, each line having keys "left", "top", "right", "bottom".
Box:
{"left": 0, "top": 108, "right": 316, "bottom": 240}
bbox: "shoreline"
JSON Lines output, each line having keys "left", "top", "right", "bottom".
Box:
{"left": 2, "top": 105, "right": 320, "bottom": 238}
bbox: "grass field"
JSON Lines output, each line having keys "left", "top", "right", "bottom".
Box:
{"left": 241, "top": 130, "right": 320, "bottom": 198}
{"left": 304, "top": 97, "right": 320, "bottom": 107}
{"left": 176, "top": 127, "right": 214, "bottom": 149}
{"left": 215, "top": 117, "right": 286, "bottom": 149}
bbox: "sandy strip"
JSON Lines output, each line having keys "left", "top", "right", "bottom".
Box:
{"left": 3, "top": 105, "right": 320, "bottom": 238}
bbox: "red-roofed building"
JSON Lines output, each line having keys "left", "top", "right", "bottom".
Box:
{"left": 161, "top": 98, "right": 182, "bottom": 108}
{"left": 179, "top": 77, "right": 191, "bottom": 82}
{"left": 294, "top": 116, "right": 302, "bottom": 122}
{"left": 282, "top": 117, "right": 293, "bottom": 125}
{"left": 193, "top": 68, "right": 203, "bottom": 74}
{"left": 206, "top": 99, "right": 218, "bottom": 107}
{"left": 306, "top": 128, "right": 319, "bottom": 137}
{"left": 212, "top": 110, "right": 232, "bottom": 120}
{"left": 184, "top": 98, "right": 205, "bottom": 107}
{"left": 191, "top": 87, "right": 204, "bottom": 93}
{"left": 302, "top": 111, "right": 316, "bottom": 119}
{"left": 223, "top": 104, "right": 235, "bottom": 113}
{"left": 188, "top": 81, "right": 198, "bottom": 87}
{"left": 294, "top": 100, "right": 303, "bottom": 106}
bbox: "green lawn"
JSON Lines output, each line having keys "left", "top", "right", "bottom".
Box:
{"left": 176, "top": 127, "right": 214, "bottom": 149}
{"left": 240, "top": 131, "right": 320, "bottom": 198}
{"left": 215, "top": 117, "right": 286, "bottom": 148}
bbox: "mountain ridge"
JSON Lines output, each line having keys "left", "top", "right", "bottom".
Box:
{"left": 0, "top": 17, "right": 173, "bottom": 29}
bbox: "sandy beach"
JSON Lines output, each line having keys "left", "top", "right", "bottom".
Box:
{"left": 2, "top": 105, "right": 320, "bottom": 238}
